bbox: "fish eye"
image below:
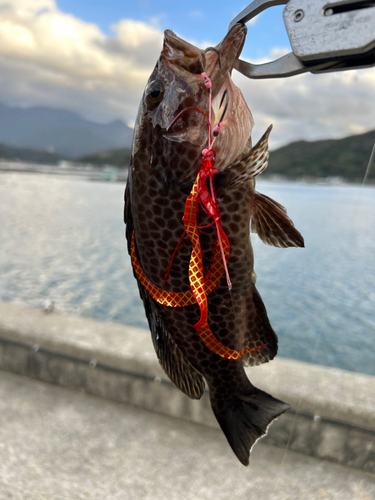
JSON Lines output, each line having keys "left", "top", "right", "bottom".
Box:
{"left": 146, "top": 81, "right": 164, "bottom": 106}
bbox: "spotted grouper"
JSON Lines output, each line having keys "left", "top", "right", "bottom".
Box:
{"left": 124, "top": 23, "right": 304, "bottom": 465}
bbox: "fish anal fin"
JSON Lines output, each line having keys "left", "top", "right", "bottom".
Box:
{"left": 136, "top": 279, "right": 205, "bottom": 400}
{"left": 251, "top": 191, "right": 304, "bottom": 248}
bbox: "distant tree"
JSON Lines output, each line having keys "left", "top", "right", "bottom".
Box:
{"left": 77, "top": 148, "right": 131, "bottom": 168}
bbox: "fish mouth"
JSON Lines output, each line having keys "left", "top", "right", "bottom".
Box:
{"left": 163, "top": 125, "right": 204, "bottom": 144}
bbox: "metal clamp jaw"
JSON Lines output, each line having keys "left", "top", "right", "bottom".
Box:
{"left": 229, "top": 0, "right": 375, "bottom": 78}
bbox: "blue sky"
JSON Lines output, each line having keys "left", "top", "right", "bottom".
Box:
{"left": 56, "top": 0, "right": 291, "bottom": 60}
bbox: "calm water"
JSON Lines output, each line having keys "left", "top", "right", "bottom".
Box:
{"left": 0, "top": 172, "right": 374, "bottom": 375}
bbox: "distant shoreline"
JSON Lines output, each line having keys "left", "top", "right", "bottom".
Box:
{"left": 1, "top": 160, "right": 373, "bottom": 186}
{"left": 0, "top": 160, "right": 128, "bottom": 183}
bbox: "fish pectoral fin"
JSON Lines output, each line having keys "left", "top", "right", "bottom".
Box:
{"left": 136, "top": 279, "right": 205, "bottom": 400}
{"left": 251, "top": 191, "right": 304, "bottom": 248}
{"left": 217, "top": 125, "right": 272, "bottom": 190}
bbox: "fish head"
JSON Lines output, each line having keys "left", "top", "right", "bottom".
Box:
{"left": 131, "top": 23, "right": 253, "bottom": 188}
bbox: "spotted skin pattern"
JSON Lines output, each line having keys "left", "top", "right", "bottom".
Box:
{"left": 125, "top": 24, "right": 304, "bottom": 465}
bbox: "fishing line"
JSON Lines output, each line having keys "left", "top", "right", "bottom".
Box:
{"left": 201, "top": 70, "right": 248, "bottom": 349}
{"left": 349, "top": 138, "right": 375, "bottom": 212}
{"left": 362, "top": 140, "right": 374, "bottom": 187}
{"left": 276, "top": 136, "right": 375, "bottom": 474}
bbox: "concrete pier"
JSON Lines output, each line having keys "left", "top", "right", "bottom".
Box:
{"left": 0, "top": 300, "right": 374, "bottom": 479}
{"left": 1, "top": 370, "right": 374, "bottom": 500}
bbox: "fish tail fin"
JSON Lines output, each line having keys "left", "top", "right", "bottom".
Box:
{"left": 210, "top": 387, "right": 290, "bottom": 466}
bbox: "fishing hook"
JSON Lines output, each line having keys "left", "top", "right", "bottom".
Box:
{"left": 165, "top": 107, "right": 210, "bottom": 132}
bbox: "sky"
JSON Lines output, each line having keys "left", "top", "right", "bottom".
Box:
{"left": 0, "top": 0, "right": 374, "bottom": 148}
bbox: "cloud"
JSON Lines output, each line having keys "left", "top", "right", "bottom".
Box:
{"left": 0, "top": 0, "right": 374, "bottom": 148}
{"left": 188, "top": 10, "right": 204, "bottom": 19}
{"left": 233, "top": 53, "right": 375, "bottom": 148}
{"left": 0, "top": 0, "right": 164, "bottom": 122}
{"left": 0, "top": 0, "right": 54, "bottom": 17}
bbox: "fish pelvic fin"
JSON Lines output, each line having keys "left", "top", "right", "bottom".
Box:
{"left": 251, "top": 191, "right": 305, "bottom": 248}
{"left": 211, "top": 387, "right": 290, "bottom": 466}
{"left": 216, "top": 125, "right": 272, "bottom": 190}
{"left": 136, "top": 279, "right": 205, "bottom": 400}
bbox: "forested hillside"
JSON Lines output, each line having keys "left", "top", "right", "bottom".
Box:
{"left": 267, "top": 129, "right": 375, "bottom": 181}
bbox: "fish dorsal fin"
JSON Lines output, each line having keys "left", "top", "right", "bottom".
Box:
{"left": 246, "top": 124, "right": 273, "bottom": 178}
{"left": 251, "top": 192, "right": 304, "bottom": 248}
{"left": 217, "top": 125, "right": 272, "bottom": 190}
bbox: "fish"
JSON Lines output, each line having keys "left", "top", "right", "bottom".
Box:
{"left": 124, "top": 23, "right": 304, "bottom": 466}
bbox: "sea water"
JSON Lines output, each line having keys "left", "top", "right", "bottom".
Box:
{"left": 0, "top": 172, "right": 374, "bottom": 375}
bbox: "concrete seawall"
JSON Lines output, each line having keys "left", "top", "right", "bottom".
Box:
{"left": 0, "top": 300, "right": 374, "bottom": 473}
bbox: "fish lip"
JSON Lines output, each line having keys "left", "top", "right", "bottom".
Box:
{"left": 162, "top": 132, "right": 186, "bottom": 143}
{"left": 163, "top": 125, "right": 203, "bottom": 144}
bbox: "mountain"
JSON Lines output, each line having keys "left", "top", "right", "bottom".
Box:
{"left": 268, "top": 129, "right": 375, "bottom": 181}
{"left": 0, "top": 102, "right": 134, "bottom": 158}
{"left": 0, "top": 143, "right": 65, "bottom": 165}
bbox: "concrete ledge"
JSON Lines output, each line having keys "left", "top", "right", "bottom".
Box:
{"left": 0, "top": 300, "right": 374, "bottom": 472}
